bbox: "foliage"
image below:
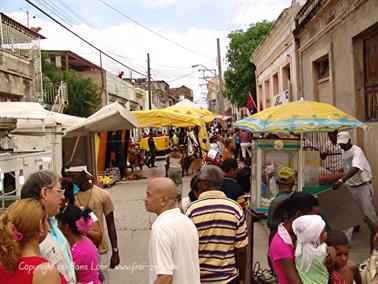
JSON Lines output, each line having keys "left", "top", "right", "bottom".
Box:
{"left": 224, "top": 21, "right": 273, "bottom": 107}
{"left": 41, "top": 52, "right": 101, "bottom": 117}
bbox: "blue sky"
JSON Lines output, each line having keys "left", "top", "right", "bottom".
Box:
{"left": 1, "top": 0, "right": 292, "bottom": 103}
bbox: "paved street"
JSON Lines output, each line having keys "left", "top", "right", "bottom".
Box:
{"left": 103, "top": 158, "right": 371, "bottom": 283}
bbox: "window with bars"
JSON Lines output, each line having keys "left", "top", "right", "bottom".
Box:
{"left": 364, "top": 31, "right": 378, "bottom": 121}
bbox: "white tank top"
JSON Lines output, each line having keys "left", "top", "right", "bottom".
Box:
{"left": 170, "top": 156, "right": 181, "bottom": 168}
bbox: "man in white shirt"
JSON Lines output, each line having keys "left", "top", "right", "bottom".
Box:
{"left": 333, "top": 131, "right": 378, "bottom": 244}
{"left": 144, "top": 178, "right": 200, "bottom": 284}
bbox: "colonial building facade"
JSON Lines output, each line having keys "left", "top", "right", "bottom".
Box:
{"left": 294, "top": 0, "right": 378, "bottom": 187}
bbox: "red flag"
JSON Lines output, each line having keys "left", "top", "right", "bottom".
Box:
{"left": 247, "top": 93, "right": 257, "bottom": 114}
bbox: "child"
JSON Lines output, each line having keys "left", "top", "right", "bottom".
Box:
{"left": 57, "top": 205, "right": 101, "bottom": 284}
{"left": 292, "top": 214, "right": 329, "bottom": 284}
{"left": 326, "top": 231, "right": 361, "bottom": 284}
{"left": 269, "top": 191, "right": 321, "bottom": 284}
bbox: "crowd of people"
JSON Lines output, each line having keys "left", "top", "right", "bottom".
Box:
{"left": 1, "top": 124, "right": 378, "bottom": 284}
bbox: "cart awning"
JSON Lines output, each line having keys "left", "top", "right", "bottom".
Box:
{"left": 65, "top": 102, "right": 139, "bottom": 137}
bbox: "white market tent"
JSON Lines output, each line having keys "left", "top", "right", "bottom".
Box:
{"left": 0, "top": 102, "right": 84, "bottom": 132}
{"left": 65, "top": 102, "right": 139, "bottom": 137}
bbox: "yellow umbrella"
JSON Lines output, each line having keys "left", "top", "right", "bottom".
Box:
{"left": 233, "top": 99, "right": 366, "bottom": 190}
{"left": 233, "top": 99, "right": 365, "bottom": 133}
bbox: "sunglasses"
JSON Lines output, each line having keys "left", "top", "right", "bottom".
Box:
{"left": 47, "top": 186, "right": 65, "bottom": 194}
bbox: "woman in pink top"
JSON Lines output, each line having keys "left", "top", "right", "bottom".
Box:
{"left": 57, "top": 205, "right": 101, "bottom": 284}
{"left": 269, "top": 192, "right": 320, "bottom": 284}
{"left": 0, "top": 198, "right": 66, "bottom": 284}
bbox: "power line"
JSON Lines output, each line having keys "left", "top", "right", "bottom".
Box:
{"left": 98, "top": 0, "right": 214, "bottom": 60}
{"left": 236, "top": 0, "right": 252, "bottom": 31}
{"left": 167, "top": 70, "right": 198, "bottom": 83}
{"left": 150, "top": 63, "right": 193, "bottom": 70}
{"left": 226, "top": 0, "right": 239, "bottom": 31}
{"left": 55, "top": 0, "right": 92, "bottom": 27}
{"left": 25, "top": 0, "right": 147, "bottom": 78}
{"left": 35, "top": 0, "right": 78, "bottom": 26}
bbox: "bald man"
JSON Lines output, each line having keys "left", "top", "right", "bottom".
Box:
{"left": 144, "top": 178, "right": 200, "bottom": 284}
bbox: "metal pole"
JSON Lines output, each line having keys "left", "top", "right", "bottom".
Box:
{"left": 27, "top": 11, "right": 30, "bottom": 28}
{"left": 298, "top": 132, "right": 304, "bottom": 190}
{"left": 217, "top": 38, "right": 225, "bottom": 114}
{"left": 99, "top": 51, "right": 107, "bottom": 106}
{"left": 148, "top": 53, "right": 152, "bottom": 110}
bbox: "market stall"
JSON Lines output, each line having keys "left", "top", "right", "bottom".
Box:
{"left": 233, "top": 99, "right": 366, "bottom": 282}
{"left": 132, "top": 109, "right": 210, "bottom": 155}
{"left": 0, "top": 102, "right": 84, "bottom": 209}
{"left": 65, "top": 102, "right": 139, "bottom": 179}
{"left": 234, "top": 98, "right": 366, "bottom": 202}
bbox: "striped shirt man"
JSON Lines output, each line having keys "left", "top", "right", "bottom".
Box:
{"left": 186, "top": 190, "right": 248, "bottom": 284}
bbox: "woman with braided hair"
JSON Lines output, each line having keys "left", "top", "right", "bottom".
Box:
{"left": 57, "top": 204, "right": 101, "bottom": 284}
{"left": 0, "top": 198, "right": 66, "bottom": 284}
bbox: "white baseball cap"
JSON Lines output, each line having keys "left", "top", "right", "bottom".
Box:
{"left": 65, "top": 165, "right": 93, "bottom": 177}
{"left": 337, "top": 131, "right": 350, "bottom": 144}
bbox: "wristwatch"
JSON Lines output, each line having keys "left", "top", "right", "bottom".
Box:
{"left": 338, "top": 178, "right": 344, "bottom": 184}
{"left": 112, "top": 247, "right": 119, "bottom": 253}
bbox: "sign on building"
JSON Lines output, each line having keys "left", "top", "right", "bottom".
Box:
{"left": 273, "top": 90, "right": 289, "bottom": 106}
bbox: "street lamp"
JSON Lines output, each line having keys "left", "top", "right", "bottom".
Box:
{"left": 191, "top": 64, "right": 216, "bottom": 76}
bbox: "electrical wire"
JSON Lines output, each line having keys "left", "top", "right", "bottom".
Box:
{"left": 25, "top": 0, "right": 148, "bottom": 78}
{"left": 226, "top": 0, "right": 240, "bottom": 31}
{"left": 35, "top": 0, "right": 78, "bottom": 26}
{"left": 98, "top": 0, "right": 214, "bottom": 60}
{"left": 235, "top": 0, "right": 252, "bottom": 31}
{"left": 55, "top": 0, "right": 92, "bottom": 27}
{"left": 167, "top": 70, "right": 198, "bottom": 83}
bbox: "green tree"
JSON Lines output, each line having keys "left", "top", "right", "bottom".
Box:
{"left": 41, "top": 52, "right": 101, "bottom": 117}
{"left": 224, "top": 21, "right": 273, "bottom": 107}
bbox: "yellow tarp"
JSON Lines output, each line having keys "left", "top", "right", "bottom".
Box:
{"left": 132, "top": 109, "right": 210, "bottom": 153}
{"left": 165, "top": 105, "right": 219, "bottom": 122}
{"left": 139, "top": 136, "right": 170, "bottom": 152}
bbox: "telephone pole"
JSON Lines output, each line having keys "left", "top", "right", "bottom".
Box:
{"left": 217, "top": 38, "right": 225, "bottom": 114}
{"left": 147, "top": 53, "right": 152, "bottom": 110}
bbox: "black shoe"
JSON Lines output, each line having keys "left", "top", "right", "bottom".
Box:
{"left": 353, "top": 225, "right": 360, "bottom": 233}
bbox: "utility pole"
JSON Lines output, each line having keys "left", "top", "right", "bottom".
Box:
{"left": 99, "top": 51, "right": 107, "bottom": 106}
{"left": 217, "top": 38, "right": 225, "bottom": 114}
{"left": 26, "top": 10, "right": 30, "bottom": 28}
{"left": 147, "top": 53, "right": 152, "bottom": 110}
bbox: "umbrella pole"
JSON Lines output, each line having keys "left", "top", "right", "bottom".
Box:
{"left": 69, "top": 129, "right": 83, "bottom": 162}
{"left": 298, "top": 132, "right": 304, "bottom": 191}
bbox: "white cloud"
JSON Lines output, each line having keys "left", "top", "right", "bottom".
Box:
{"left": 6, "top": 0, "right": 290, "bottom": 107}
{"left": 8, "top": 10, "right": 229, "bottom": 105}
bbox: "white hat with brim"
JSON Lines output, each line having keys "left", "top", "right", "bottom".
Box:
{"left": 65, "top": 165, "right": 93, "bottom": 177}
{"left": 337, "top": 131, "right": 350, "bottom": 144}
